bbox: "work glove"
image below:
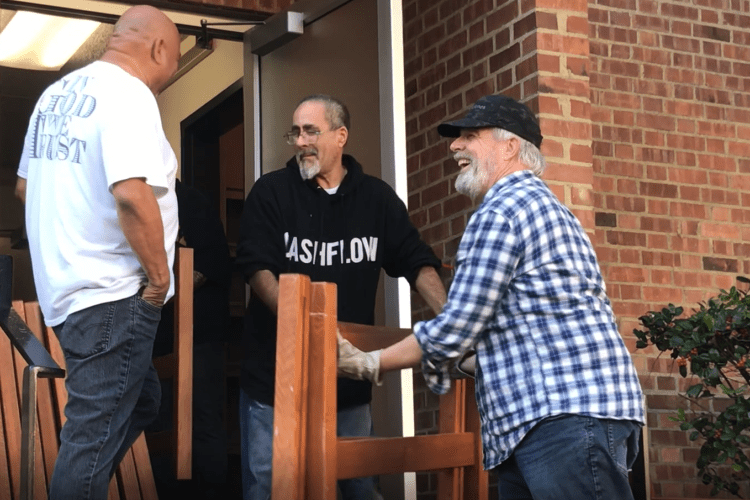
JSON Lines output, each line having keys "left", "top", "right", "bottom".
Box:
{"left": 337, "top": 332, "right": 383, "bottom": 385}
{"left": 452, "top": 349, "right": 476, "bottom": 378}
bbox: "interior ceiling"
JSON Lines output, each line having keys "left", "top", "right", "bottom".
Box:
{"left": 0, "top": 8, "right": 170, "bottom": 101}
{"left": 0, "top": 0, "right": 263, "bottom": 102}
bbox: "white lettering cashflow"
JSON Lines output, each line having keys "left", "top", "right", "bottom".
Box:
{"left": 284, "top": 233, "right": 379, "bottom": 266}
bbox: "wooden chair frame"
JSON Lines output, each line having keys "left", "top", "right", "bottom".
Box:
{"left": 0, "top": 248, "right": 194, "bottom": 499}
{"left": 272, "top": 274, "right": 488, "bottom": 500}
{"left": 150, "top": 247, "right": 194, "bottom": 480}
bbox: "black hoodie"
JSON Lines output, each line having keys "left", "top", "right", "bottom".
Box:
{"left": 236, "top": 154, "right": 440, "bottom": 408}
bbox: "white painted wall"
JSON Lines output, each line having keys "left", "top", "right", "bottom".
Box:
{"left": 157, "top": 38, "right": 244, "bottom": 170}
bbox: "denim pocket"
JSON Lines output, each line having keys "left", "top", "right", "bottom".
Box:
{"left": 55, "top": 301, "right": 116, "bottom": 359}
{"left": 606, "top": 419, "right": 639, "bottom": 478}
{"left": 135, "top": 294, "right": 163, "bottom": 315}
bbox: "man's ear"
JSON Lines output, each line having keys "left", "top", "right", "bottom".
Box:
{"left": 337, "top": 127, "right": 349, "bottom": 148}
{"left": 501, "top": 137, "right": 521, "bottom": 160}
{"left": 151, "top": 37, "right": 167, "bottom": 65}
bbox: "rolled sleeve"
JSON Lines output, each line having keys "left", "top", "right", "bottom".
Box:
{"left": 413, "top": 208, "right": 520, "bottom": 394}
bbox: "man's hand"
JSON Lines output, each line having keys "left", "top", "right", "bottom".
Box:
{"left": 337, "top": 332, "right": 382, "bottom": 385}
{"left": 140, "top": 281, "right": 168, "bottom": 307}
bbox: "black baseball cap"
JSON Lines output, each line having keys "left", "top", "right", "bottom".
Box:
{"left": 437, "top": 94, "right": 543, "bottom": 148}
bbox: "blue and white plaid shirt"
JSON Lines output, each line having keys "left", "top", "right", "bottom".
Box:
{"left": 413, "top": 170, "right": 644, "bottom": 470}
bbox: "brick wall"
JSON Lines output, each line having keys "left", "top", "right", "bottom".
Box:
{"left": 589, "top": 0, "right": 750, "bottom": 498}
{"left": 404, "top": 0, "right": 750, "bottom": 499}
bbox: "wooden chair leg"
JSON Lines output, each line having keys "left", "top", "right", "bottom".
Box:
{"left": 463, "top": 378, "right": 488, "bottom": 500}
{"left": 438, "top": 379, "right": 466, "bottom": 500}
{"left": 272, "top": 274, "right": 312, "bottom": 499}
{"left": 305, "top": 282, "right": 338, "bottom": 500}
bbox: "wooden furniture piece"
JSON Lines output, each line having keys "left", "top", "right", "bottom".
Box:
{"left": 0, "top": 248, "right": 194, "bottom": 499}
{"left": 272, "top": 273, "right": 488, "bottom": 500}
{"left": 149, "top": 247, "right": 194, "bottom": 480}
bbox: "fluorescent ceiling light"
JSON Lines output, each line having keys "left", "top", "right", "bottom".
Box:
{"left": 0, "top": 11, "right": 100, "bottom": 70}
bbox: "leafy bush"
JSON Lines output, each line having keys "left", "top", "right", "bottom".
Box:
{"left": 634, "top": 279, "right": 750, "bottom": 497}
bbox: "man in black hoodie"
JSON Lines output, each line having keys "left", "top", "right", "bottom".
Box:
{"left": 235, "top": 94, "right": 446, "bottom": 500}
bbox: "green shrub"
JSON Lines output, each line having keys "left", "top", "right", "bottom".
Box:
{"left": 634, "top": 278, "right": 750, "bottom": 497}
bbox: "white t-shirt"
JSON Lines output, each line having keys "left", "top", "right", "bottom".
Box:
{"left": 17, "top": 61, "right": 178, "bottom": 326}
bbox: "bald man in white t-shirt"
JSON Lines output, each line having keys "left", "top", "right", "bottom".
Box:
{"left": 15, "top": 6, "right": 181, "bottom": 498}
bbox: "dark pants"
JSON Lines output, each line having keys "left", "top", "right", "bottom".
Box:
{"left": 50, "top": 294, "right": 162, "bottom": 499}
{"left": 495, "top": 414, "right": 641, "bottom": 500}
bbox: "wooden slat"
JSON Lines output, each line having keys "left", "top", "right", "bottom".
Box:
{"left": 23, "top": 302, "right": 59, "bottom": 485}
{"left": 0, "top": 381, "right": 13, "bottom": 500}
{"left": 131, "top": 433, "right": 158, "bottom": 499}
{"left": 306, "top": 282, "right": 338, "bottom": 500}
{"left": 462, "top": 378, "right": 489, "bottom": 499}
{"left": 42, "top": 324, "right": 67, "bottom": 428}
{"left": 0, "top": 327, "right": 22, "bottom": 499}
{"left": 337, "top": 321, "right": 411, "bottom": 352}
{"left": 173, "top": 247, "right": 193, "bottom": 480}
{"left": 2, "top": 300, "right": 164, "bottom": 499}
{"left": 438, "top": 379, "right": 466, "bottom": 500}
{"left": 272, "top": 274, "right": 311, "bottom": 500}
{"left": 337, "top": 433, "right": 477, "bottom": 478}
{"left": 11, "top": 301, "right": 47, "bottom": 500}
{"left": 107, "top": 476, "right": 122, "bottom": 500}
{"left": 116, "top": 447, "right": 141, "bottom": 500}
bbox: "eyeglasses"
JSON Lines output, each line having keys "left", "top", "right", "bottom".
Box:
{"left": 284, "top": 128, "right": 325, "bottom": 145}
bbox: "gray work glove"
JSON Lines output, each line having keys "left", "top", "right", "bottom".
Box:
{"left": 337, "top": 332, "right": 383, "bottom": 385}
{"left": 453, "top": 350, "right": 476, "bottom": 378}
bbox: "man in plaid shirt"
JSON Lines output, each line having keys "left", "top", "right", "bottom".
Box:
{"left": 338, "top": 94, "right": 645, "bottom": 499}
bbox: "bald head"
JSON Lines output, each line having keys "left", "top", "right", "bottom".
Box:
{"left": 101, "top": 5, "right": 181, "bottom": 95}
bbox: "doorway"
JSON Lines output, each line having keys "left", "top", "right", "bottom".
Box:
{"left": 180, "top": 81, "right": 247, "bottom": 498}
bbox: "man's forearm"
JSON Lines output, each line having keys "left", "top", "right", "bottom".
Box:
{"left": 113, "top": 178, "right": 169, "bottom": 298}
{"left": 15, "top": 177, "right": 26, "bottom": 204}
{"left": 415, "top": 266, "right": 447, "bottom": 315}
{"left": 250, "top": 269, "right": 279, "bottom": 314}
{"left": 379, "top": 334, "right": 424, "bottom": 373}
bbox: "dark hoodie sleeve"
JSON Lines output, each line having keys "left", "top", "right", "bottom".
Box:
{"left": 380, "top": 184, "right": 441, "bottom": 285}
{"left": 235, "top": 175, "right": 287, "bottom": 281}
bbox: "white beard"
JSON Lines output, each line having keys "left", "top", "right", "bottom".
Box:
{"left": 455, "top": 157, "right": 489, "bottom": 200}
{"left": 297, "top": 151, "right": 321, "bottom": 180}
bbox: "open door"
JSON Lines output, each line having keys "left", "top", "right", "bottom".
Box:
{"left": 242, "top": 1, "right": 415, "bottom": 498}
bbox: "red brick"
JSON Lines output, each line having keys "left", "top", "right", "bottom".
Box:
{"left": 514, "top": 53, "right": 538, "bottom": 81}
{"left": 463, "top": 0, "right": 494, "bottom": 24}
{"left": 421, "top": 181, "right": 450, "bottom": 206}
{"left": 419, "top": 24, "right": 447, "bottom": 51}
{"left": 487, "top": 2, "right": 520, "bottom": 33}
{"left": 417, "top": 63, "right": 446, "bottom": 91}
{"left": 489, "top": 44, "right": 521, "bottom": 73}
{"left": 465, "top": 79, "right": 496, "bottom": 107}
{"left": 438, "top": 32, "right": 468, "bottom": 60}
{"left": 440, "top": 70, "right": 471, "bottom": 97}
{"left": 536, "top": 0, "right": 588, "bottom": 10}
{"left": 536, "top": 11, "right": 557, "bottom": 31}
{"left": 566, "top": 15, "right": 588, "bottom": 35}
{"left": 701, "top": 223, "right": 741, "bottom": 240}
{"left": 537, "top": 32, "right": 589, "bottom": 56}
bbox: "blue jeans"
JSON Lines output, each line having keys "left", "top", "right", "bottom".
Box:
{"left": 49, "top": 294, "right": 162, "bottom": 499}
{"left": 495, "top": 415, "right": 641, "bottom": 500}
{"left": 239, "top": 390, "right": 382, "bottom": 500}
